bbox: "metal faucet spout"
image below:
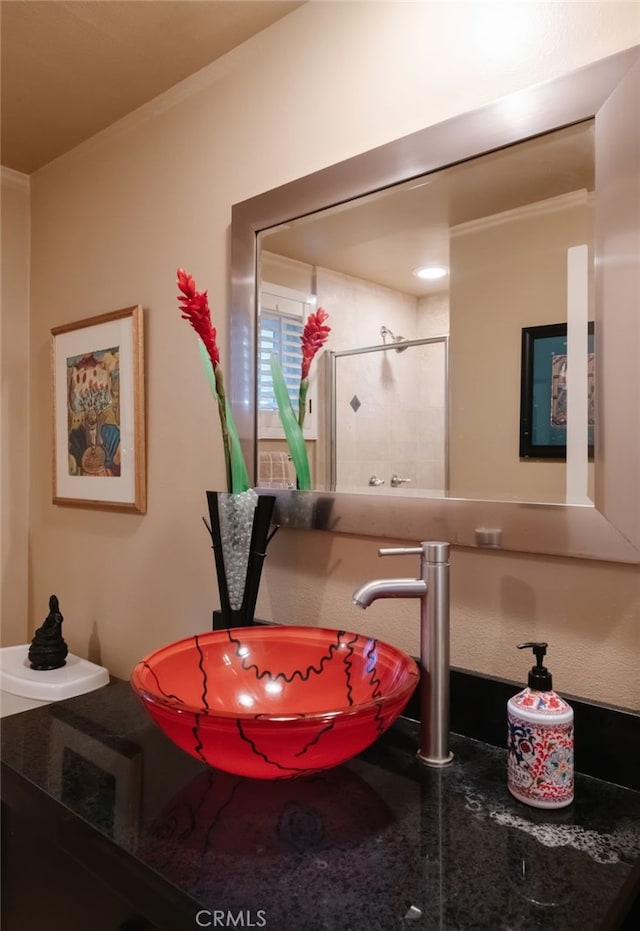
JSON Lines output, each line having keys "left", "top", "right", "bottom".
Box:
{"left": 352, "top": 577, "right": 427, "bottom": 608}
{"left": 352, "top": 541, "right": 453, "bottom": 768}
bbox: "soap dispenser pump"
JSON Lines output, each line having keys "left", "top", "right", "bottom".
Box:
{"left": 507, "top": 642, "right": 574, "bottom": 809}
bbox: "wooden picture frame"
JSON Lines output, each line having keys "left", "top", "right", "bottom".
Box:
{"left": 51, "top": 305, "right": 146, "bottom": 512}
{"left": 519, "top": 321, "right": 594, "bottom": 460}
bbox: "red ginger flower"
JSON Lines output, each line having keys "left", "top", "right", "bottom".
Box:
{"left": 177, "top": 268, "right": 245, "bottom": 492}
{"left": 298, "top": 306, "right": 330, "bottom": 430}
{"left": 177, "top": 268, "right": 220, "bottom": 368}
{"left": 300, "top": 307, "right": 331, "bottom": 380}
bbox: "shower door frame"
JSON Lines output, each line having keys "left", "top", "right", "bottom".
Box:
{"left": 328, "top": 336, "right": 449, "bottom": 494}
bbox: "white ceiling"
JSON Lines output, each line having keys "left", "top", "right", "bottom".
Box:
{"left": 0, "top": 0, "right": 304, "bottom": 174}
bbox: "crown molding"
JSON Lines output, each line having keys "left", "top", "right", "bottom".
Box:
{"left": 0, "top": 166, "right": 30, "bottom": 190}
{"left": 451, "top": 189, "right": 592, "bottom": 237}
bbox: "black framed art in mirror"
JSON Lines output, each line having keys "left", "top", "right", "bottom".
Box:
{"left": 519, "top": 322, "right": 595, "bottom": 460}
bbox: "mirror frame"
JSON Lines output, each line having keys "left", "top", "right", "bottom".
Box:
{"left": 230, "top": 46, "right": 640, "bottom": 562}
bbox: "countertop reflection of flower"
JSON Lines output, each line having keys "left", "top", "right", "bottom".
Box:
{"left": 176, "top": 268, "right": 249, "bottom": 493}
{"left": 271, "top": 307, "right": 330, "bottom": 490}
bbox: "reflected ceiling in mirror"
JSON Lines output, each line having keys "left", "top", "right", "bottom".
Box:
{"left": 262, "top": 121, "right": 593, "bottom": 298}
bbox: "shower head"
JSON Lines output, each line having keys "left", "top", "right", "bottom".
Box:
{"left": 380, "top": 325, "right": 409, "bottom": 352}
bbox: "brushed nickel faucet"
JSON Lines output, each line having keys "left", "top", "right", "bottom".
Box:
{"left": 352, "top": 541, "right": 453, "bottom": 767}
{"left": 390, "top": 473, "right": 412, "bottom": 487}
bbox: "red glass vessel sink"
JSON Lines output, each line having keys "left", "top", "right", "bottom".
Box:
{"left": 131, "top": 625, "right": 419, "bottom": 779}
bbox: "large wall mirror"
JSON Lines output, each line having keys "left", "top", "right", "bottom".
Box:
{"left": 230, "top": 46, "right": 640, "bottom": 562}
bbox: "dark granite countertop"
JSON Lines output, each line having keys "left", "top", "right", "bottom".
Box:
{"left": 1, "top": 679, "right": 639, "bottom": 930}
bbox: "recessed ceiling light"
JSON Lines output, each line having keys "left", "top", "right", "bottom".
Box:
{"left": 413, "top": 265, "right": 449, "bottom": 281}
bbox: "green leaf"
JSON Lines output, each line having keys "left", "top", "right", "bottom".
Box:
{"left": 270, "top": 356, "right": 311, "bottom": 490}
{"left": 197, "top": 339, "right": 249, "bottom": 493}
{"left": 225, "top": 397, "right": 250, "bottom": 493}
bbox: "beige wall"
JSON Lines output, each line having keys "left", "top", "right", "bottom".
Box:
{"left": 1, "top": 168, "right": 30, "bottom": 644}
{"left": 8, "top": 2, "right": 640, "bottom": 708}
{"left": 450, "top": 192, "right": 593, "bottom": 502}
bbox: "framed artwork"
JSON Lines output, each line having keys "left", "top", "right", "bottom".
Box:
{"left": 519, "top": 321, "right": 595, "bottom": 460}
{"left": 51, "top": 305, "right": 146, "bottom": 512}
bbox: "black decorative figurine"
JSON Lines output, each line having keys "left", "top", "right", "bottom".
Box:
{"left": 28, "top": 595, "right": 69, "bottom": 670}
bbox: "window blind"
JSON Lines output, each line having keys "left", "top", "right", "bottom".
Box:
{"left": 258, "top": 310, "right": 303, "bottom": 412}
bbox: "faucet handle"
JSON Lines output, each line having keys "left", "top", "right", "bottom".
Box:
{"left": 379, "top": 546, "right": 423, "bottom": 557}
{"left": 379, "top": 541, "right": 450, "bottom": 563}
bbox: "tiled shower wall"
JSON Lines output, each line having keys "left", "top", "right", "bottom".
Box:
{"left": 316, "top": 266, "right": 448, "bottom": 492}
{"left": 333, "top": 340, "right": 447, "bottom": 492}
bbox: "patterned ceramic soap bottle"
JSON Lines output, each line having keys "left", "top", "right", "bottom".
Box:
{"left": 507, "top": 642, "right": 574, "bottom": 809}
